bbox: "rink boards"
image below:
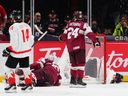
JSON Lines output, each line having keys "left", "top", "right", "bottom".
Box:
{"left": 0, "top": 41, "right": 128, "bottom": 83}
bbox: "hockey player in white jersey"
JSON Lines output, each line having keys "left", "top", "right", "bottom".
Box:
{"left": 2, "top": 10, "right": 34, "bottom": 92}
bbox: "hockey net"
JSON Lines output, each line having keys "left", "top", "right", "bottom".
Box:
{"left": 83, "top": 35, "right": 106, "bottom": 84}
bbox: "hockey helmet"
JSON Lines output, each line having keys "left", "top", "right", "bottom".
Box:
{"left": 9, "top": 10, "right": 22, "bottom": 21}
{"left": 73, "top": 11, "right": 84, "bottom": 21}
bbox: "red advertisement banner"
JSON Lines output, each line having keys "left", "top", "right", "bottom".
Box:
{"left": 34, "top": 41, "right": 65, "bottom": 62}
{"left": 106, "top": 42, "right": 128, "bottom": 72}
{"left": 34, "top": 41, "right": 128, "bottom": 73}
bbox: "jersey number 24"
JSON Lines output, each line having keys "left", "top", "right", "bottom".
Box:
{"left": 67, "top": 27, "right": 79, "bottom": 39}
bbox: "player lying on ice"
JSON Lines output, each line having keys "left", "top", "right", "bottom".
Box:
{"left": 85, "top": 59, "right": 123, "bottom": 84}
{"left": 15, "top": 53, "right": 62, "bottom": 87}
{"left": 106, "top": 67, "right": 123, "bottom": 84}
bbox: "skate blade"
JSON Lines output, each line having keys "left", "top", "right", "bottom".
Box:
{"left": 69, "top": 84, "right": 86, "bottom": 88}
{"left": 5, "top": 90, "right": 17, "bottom": 93}
{"left": 21, "top": 87, "right": 33, "bottom": 92}
{"left": 21, "top": 89, "right": 33, "bottom": 93}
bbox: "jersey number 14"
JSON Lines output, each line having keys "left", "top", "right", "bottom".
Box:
{"left": 21, "top": 29, "right": 29, "bottom": 42}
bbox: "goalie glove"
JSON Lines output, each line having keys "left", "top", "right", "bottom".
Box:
{"left": 2, "top": 48, "right": 11, "bottom": 57}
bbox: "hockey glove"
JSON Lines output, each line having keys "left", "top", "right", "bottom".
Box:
{"left": 93, "top": 38, "right": 101, "bottom": 48}
{"left": 94, "top": 42, "right": 100, "bottom": 48}
{"left": 2, "top": 48, "right": 11, "bottom": 57}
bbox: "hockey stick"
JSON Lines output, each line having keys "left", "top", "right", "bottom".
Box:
{"left": 32, "top": 25, "right": 48, "bottom": 47}
{"left": 32, "top": 31, "right": 48, "bottom": 47}
{"left": 34, "top": 24, "right": 48, "bottom": 41}
{"left": 34, "top": 24, "right": 44, "bottom": 34}
{"left": 37, "top": 30, "right": 48, "bottom": 41}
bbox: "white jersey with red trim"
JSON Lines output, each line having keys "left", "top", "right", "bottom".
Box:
{"left": 8, "top": 22, "right": 34, "bottom": 58}
{"left": 106, "top": 68, "right": 116, "bottom": 84}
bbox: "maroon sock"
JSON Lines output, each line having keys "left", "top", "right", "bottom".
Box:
{"left": 77, "top": 70, "right": 84, "bottom": 78}
{"left": 70, "top": 69, "right": 78, "bottom": 80}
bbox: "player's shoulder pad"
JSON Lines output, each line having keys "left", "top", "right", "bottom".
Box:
{"left": 9, "top": 25, "right": 14, "bottom": 31}
{"left": 83, "top": 23, "right": 89, "bottom": 29}
{"left": 9, "top": 23, "right": 19, "bottom": 31}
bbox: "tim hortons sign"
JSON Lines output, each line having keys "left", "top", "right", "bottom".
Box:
{"left": 34, "top": 41, "right": 128, "bottom": 73}
{"left": 106, "top": 42, "right": 128, "bottom": 72}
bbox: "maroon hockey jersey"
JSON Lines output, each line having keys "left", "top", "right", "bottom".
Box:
{"left": 60, "top": 21, "right": 97, "bottom": 52}
{"left": 31, "top": 61, "right": 61, "bottom": 86}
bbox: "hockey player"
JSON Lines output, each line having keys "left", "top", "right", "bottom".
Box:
{"left": 30, "top": 54, "right": 62, "bottom": 86}
{"left": 106, "top": 67, "right": 123, "bottom": 84}
{"left": 16, "top": 53, "right": 61, "bottom": 86}
{"left": 2, "top": 10, "right": 34, "bottom": 92}
{"left": 59, "top": 11, "right": 100, "bottom": 86}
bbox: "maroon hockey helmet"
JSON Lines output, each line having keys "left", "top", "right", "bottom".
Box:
{"left": 73, "top": 11, "right": 84, "bottom": 21}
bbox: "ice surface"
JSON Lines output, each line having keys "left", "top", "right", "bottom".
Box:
{"left": 0, "top": 83, "right": 128, "bottom": 96}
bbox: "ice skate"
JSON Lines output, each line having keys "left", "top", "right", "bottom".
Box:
{"left": 76, "top": 77, "right": 87, "bottom": 88}
{"left": 77, "top": 77, "right": 87, "bottom": 86}
{"left": 69, "top": 76, "right": 77, "bottom": 88}
{"left": 70, "top": 76, "right": 77, "bottom": 85}
{"left": 21, "top": 84, "right": 33, "bottom": 91}
{"left": 4, "top": 84, "right": 17, "bottom": 93}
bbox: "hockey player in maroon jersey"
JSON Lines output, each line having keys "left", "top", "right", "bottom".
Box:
{"left": 59, "top": 11, "right": 100, "bottom": 86}
{"left": 16, "top": 53, "right": 61, "bottom": 86}
{"left": 31, "top": 56, "right": 61, "bottom": 86}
